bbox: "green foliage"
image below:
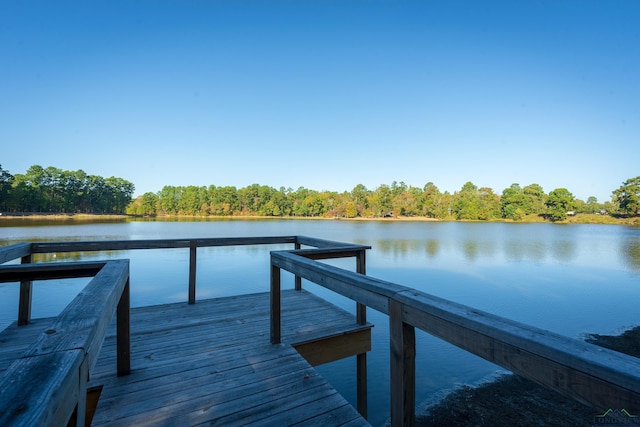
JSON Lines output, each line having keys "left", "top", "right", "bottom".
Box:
{"left": 451, "top": 182, "right": 500, "bottom": 220}
{"left": 500, "top": 183, "right": 548, "bottom": 220}
{"left": 127, "top": 192, "right": 159, "bottom": 215}
{"left": 345, "top": 201, "right": 357, "bottom": 218}
{"left": 0, "top": 165, "right": 134, "bottom": 214}
{"left": 522, "top": 183, "right": 547, "bottom": 214}
{"left": 0, "top": 164, "right": 14, "bottom": 211}
{"left": 546, "top": 188, "right": 577, "bottom": 221}
{"left": 501, "top": 184, "right": 525, "bottom": 220}
{"left": 4, "top": 164, "right": 632, "bottom": 225}
{"left": 613, "top": 176, "right": 640, "bottom": 216}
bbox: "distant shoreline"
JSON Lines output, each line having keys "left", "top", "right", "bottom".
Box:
{"left": 0, "top": 212, "right": 638, "bottom": 226}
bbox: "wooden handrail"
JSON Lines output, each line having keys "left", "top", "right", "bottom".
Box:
{"left": 269, "top": 244, "right": 370, "bottom": 419}
{"left": 0, "top": 237, "right": 372, "bottom": 424}
{"left": 270, "top": 249, "right": 640, "bottom": 427}
{"left": 9, "top": 236, "right": 634, "bottom": 426}
{"left": 0, "top": 242, "right": 31, "bottom": 264}
{"left": 0, "top": 237, "right": 369, "bottom": 321}
{"left": 0, "top": 259, "right": 130, "bottom": 427}
{"left": 29, "top": 236, "right": 299, "bottom": 253}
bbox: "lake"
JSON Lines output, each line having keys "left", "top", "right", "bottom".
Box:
{"left": 1, "top": 218, "right": 639, "bottom": 426}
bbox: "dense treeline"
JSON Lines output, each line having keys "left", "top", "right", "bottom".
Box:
{"left": 126, "top": 177, "right": 640, "bottom": 222}
{"left": 2, "top": 164, "right": 638, "bottom": 221}
{"left": 0, "top": 165, "right": 134, "bottom": 214}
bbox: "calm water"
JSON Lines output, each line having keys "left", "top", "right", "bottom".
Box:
{"left": 1, "top": 218, "right": 639, "bottom": 425}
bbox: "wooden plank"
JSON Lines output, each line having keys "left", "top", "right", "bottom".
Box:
{"left": 0, "top": 261, "right": 105, "bottom": 282}
{"left": 274, "top": 247, "right": 640, "bottom": 414}
{"left": 272, "top": 250, "right": 406, "bottom": 313}
{"left": 92, "top": 352, "right": 317, "bottom": 425}
{"left": 294, "top": 328, "right": 371, "bottom": 366}
{"left": 295, "top": 235, "right": 369, "bottom": 249}
{"left": 0, "top": 349, "right": 84, "bottom": 427}
{"left": 1, "top": 286, "right": 369, "bottom": 427}
{"left": 87, "top": 289, "right": 369, "bottom": 426}
{"left": 0, "top": 242, "right": 32, "bottom": 264}
{"left": 212, "top": 384, "right": 349, "bottom": 426}
{"left": 18, "top": 254, "right": 33, "bottom": 325}
{"left": 270, "top": 264, "right": 281, "bottom": 343}
{"left": 294, "top": 242, "right": 302, "bottom": 290}
{"left": 24, "top": 260, "right": 129, "bottom": 372}
{"left": 357, "top": 352, "right": 368, "bottom": 419}
{"left": 100, "top": 294, "right": 357, "bottom": 358}
{"left": 0, "top": 319, "right": 51, "bottom": 374}
{"left": 31, "top": 236, "right": 299, "bottom": 254}
{"left": 389, "top": 299, "right": 415, "bottom": 427}
{"left": 188, "top": 241, "right": 196, "bottom": 304}
{"left": 116, "top": 279, "right": 130, "bottom": 376}
{"left": 92, "top": 349, "right": 306, "bottom": 404}
{"left": 295, "top": 248, "right": 366, "bottom": 260}
{"left": 395, "top": 289, "right": 640, "bottom": 412}
{"left": 0, "top": 259, "right": 130, "bottom": 427}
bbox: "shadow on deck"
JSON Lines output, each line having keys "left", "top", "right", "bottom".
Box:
{"left": 0, "top": 289, "right": 372, "bottom": 426}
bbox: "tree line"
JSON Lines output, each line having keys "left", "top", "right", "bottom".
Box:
{"left": 126, "top": 177, "right": 640, "bottom": 222}
{"left": 0, "top": 164, "right": 134, "bottom": 214}
{"left": 2, "top": 164, "right": 637, "bottom": 221}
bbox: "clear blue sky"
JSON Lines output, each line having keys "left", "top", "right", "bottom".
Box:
{"left": 2, "top": 1, "right": 638, "bottom": 201}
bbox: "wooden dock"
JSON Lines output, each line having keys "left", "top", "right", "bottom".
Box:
{"left": 0, "top": 289, "right": 372, "bottom": 426}
{"left": 3, "top": 236, "right": 639, "bottom": 427}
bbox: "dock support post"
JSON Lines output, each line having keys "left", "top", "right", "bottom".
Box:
{"left": 356, "top": 249, "right": 368, "bottom": 419}
{"left": 18, "top": 254, "right": 33, "bottom": 326}
{"left": 294, "top": 242, "right": 302, "bottom": 290}
{"left": 76, "top": 358, "right": 89, "bottom": 426}
{"left": 117, "top": 278, "right": 131, "bottom": 376}
{"left": 270, "top": 262, "right": 281, "bottom": 344}
{"left": 389, "top": 299, "right": 415, "bottom": 427}
{"left": 189, "top": 241, "right": 197, "bottom": 304}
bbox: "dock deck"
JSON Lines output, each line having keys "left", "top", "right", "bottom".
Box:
{"left": 0, "top": 289, "right": 372, "bottom": 426}
{"left": 5, "top": 236, "right": 635, "bottom": 427}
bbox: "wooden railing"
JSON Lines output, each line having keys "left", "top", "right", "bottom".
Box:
{"left": 0, "top": 259, "right": 130, "bottom": 427}
{"left": 0, "top": 236, "right": 370, "bottom": 426}
{"left": 270, "top": 249, "right": 640, "bottom": 427}
{"left": 0, "top": 236, "right": 368, "bottom": 325}
{"left": 5, "top": 236, "right": 638, "bottom": 427}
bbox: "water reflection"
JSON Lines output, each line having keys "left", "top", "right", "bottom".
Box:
{"left": 375, "top": 239, "right": 421, "bottom": 258}
{"left": 0, "top": 217, "right": 127, "bottom": 227}
{"left": 463, "top": 240, "right": 479, "bottom": 261}
{"left": 622, "top": 237, "right": 640, "bottom": 272}
{"left": 552, "top": 240, "right": 576, "bottom": 262}
{"left": 375, "top": 235, "right": 560, "bottom": 264}
{"left": 504, "top": 240, "right": 546, "bottom": 262}
{"left": 426, "top": 240, "right": 439, "bottom": 258}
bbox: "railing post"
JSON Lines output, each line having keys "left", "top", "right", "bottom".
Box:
{"left": 18, "top": 254, "right": 33, "bottom": 326}
{"left": 294, "top": 242, "right": 302, "bottom": 290}
{"left": 355, "top": 248, "right": 368, "bottom": 419}
{"left": 76, "top": 358, "right": 89, "bottom": 426}
{"left": 270, "top": 261, "right": 281, "bottom": 344}
{"left": 117, "top": 278, "right": 131, "bottom": 376}
{"left": 389, "top": 299, "right": 415, "bottom": 427}
{"left": 189, "top": 241, "right": 197, "bottom": 304}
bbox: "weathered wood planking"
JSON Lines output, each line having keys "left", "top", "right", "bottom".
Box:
{"left": 272, "top": 250, "right": 640, "bottom": 424}
{"left": 0, "top": 349, "right": 87, "bottom": 427}
{"left": 0, "top": 259, "right": 130, "bottom": 427}
{"left": 0, "top": 319, "right": 50, "bottom": 375}
{"left": 84, "top": 289, "right": 370, "bottom": 426}
{"left": 0, "top": 242, "right": 31, "bottom": 264}
{"left": 0, "top": 261, "right": 106, "bottom": 282}
{"left": 29, "top": 236, "right": 300, "bottom": 254}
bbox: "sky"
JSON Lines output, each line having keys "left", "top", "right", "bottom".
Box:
{"left": 1, "top": 1, "right": 638, "bottom": 202}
